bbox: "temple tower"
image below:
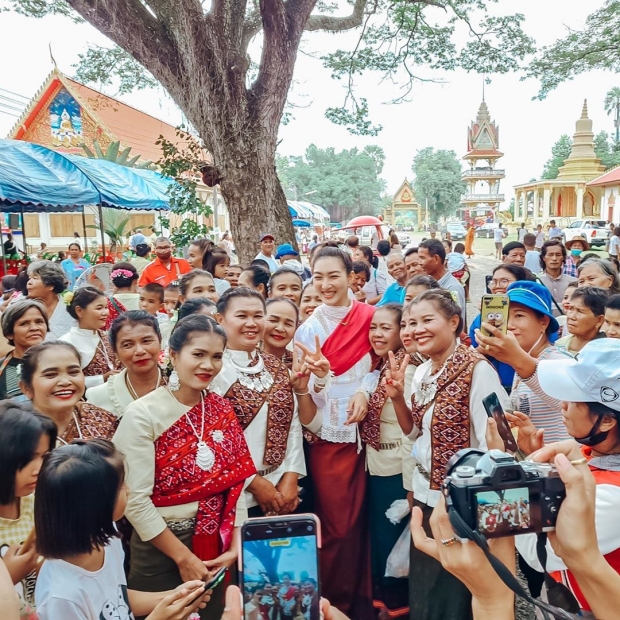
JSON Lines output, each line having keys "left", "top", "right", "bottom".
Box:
{"left": 461, "top": 99, "right": 505, "bottom": 217}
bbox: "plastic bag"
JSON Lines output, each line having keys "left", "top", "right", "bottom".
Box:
{"left": 385, "top": 518, "right": 411, "bottom": 578}
{"left": 385, "top": 498, "right": 410, "bottom": 524}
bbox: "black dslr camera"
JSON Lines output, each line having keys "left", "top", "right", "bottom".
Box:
{"left": 444, "top": 449, "right": 566, "bottom": 538}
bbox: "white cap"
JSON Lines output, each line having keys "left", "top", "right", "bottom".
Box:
{"left": 538, "top": 339, "right": 620, "bottom": 411}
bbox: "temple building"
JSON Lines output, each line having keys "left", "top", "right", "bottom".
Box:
{"left": 460, "top": 100, "right": 505, "bottom": 218}
{"left": 5, "top": 69, "right": 228, "bottom": 249}
{"left": 513, "top": 100, "right": 606, "bottom": 225}
{"left": 382, "top": 178, "right": 422, "bottom": 228}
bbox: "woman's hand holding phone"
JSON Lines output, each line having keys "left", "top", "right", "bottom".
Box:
{"left": 146, "top": 581, "right": 210, "bottom": 620}
{"left": 505, "top": 411, "right": 544, "bottom": 455}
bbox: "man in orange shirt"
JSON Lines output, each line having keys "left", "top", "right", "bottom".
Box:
{"left": 138, "top": 237, "right": 192, "bottom": 287}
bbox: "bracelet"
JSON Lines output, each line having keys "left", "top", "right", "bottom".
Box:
{"left": 313, "top": 377, "right": 328, "bottom": 389}
{"left": 295, "top": 390, "right": 310, "bottom": 396}
{"left": 570, "top": 457, "right": 588, "bottom": 466}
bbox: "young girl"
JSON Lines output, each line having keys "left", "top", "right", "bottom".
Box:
{"left": 62, "top": 286, "right": 120, "bottom": 388}
{"left": 359, "top": 305, "right": 414, "bottom": 618}
{"left": 263, "top": 298, "right": 298, "bottom": 365}
{"left": 20, "top": 341, "right": 118, "bottom": 444}
{"left": 299, "top": 282, "right": 321, "bottom": 322}
{"left": 114, "top": 316, "right": 256, "bottom": 618}
{"left": 202, "top": 248, "right": 231, "bottom": 296}
{"left": 0, "top": 403, "right": 56, "bottom": 619}
{"left": 34, "top": 439, "right": 211, "bottom": 619}
{"left": 269, "top": 269, "right": 303, "bottom": 306}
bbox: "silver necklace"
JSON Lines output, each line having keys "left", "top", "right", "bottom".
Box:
{"left": 228, "top": 352, "right": 273, "bottom": 392}
{"left": 125, "top": 369, "right": 162, "bottom": 400}
{"left": 414, "top": 352, "right": 454, "bottom": 406}
{"left": 56, "top": 410, "right": 83, "bottom": 446}
{"left": 177, "top": 391, "right": 216, "bottom": 472}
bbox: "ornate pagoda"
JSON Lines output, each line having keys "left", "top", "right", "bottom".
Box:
{"left": 461, "top": 99, "right": 505, "bottom": 217}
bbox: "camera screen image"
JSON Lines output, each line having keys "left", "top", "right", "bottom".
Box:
{"left": 475, "top": 487, "right": 531, "bottom": 536}
{"left": 242, "top": 534, "right": 319, "bottom": 620}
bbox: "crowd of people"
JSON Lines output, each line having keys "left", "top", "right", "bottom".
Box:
{"left": 0, "top": 223, "right": 619, "bottom": 620}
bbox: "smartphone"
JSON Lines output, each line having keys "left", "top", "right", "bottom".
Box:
{"left": 480, "top": 294, "right": 509, "bottom": 337}
{"left": 482, "top": 392, "right": 519, "bottom": 453}
{"left": 204, "top": 566, "right": 227, "bottom": 591}
{"left": 239, "top": 514, "right": 321, "bottom": 620}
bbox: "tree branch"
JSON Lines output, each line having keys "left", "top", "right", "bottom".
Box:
{"left": 304, "top": 0, "right": 366, "bottom": 32}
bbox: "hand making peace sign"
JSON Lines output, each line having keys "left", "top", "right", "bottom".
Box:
{"left": 294, "top": 335, "right": 331, "bottom": 379}
{"left": 290, "top": 348, "right": 311, "bottom": 393}
{"left": 382, "top": 350, "right": 411, "bottom": 400}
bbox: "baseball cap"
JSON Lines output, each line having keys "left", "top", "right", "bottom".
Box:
{"left": 506, "top": 280, "right": 559, "bottom": 334}
{"left": 538, "top": 339, "right": 620, "bottom": 411}
{"left": 275, "top": 243, "right": 299, "bottom": 259}
{"left": 260, "top": 234, "right": 275, "bottom": 242}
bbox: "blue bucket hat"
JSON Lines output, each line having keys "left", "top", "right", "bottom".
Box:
{"left": 506, "top": 280, "right": 559, "bottom": 335}
{"left": 275, "top": 243, "right": 299, "bottom": 259}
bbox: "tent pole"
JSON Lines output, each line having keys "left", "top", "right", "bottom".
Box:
{"left": 98, "top": 204, "right": 106, "bottom": 261}
{"left": 81, "top": 208, "right": 87, "bottom": 251}
{"left": 0, "top": 221, "right": 5, "bottom": 274}
{"left": 20, "top": 205, "right": 27, "bottom": 260}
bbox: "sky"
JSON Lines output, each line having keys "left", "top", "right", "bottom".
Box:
{"left": 0, "top": 1, "right": 613, "bottom": 209}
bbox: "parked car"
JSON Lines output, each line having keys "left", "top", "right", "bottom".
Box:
{"left": 561, "top": 219, "right": 609, "bottom": 247}
{"left": 395, "top": 231, "right": 411, "bottom": 246}
{"left": 442, "top": 222, "right": 467, "bottom": 241}
{"left": 476, "top": 223, "right": 502, "bottom": 238}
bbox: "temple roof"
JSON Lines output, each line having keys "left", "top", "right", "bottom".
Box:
{"left": 587, "top": 165, "right": 620, "bottom": 187}
{"left": 7, "top": 70, "right": 186, "bottom": 163}
{"left": 464, "top": 100, "right": 501, "bottom": 157}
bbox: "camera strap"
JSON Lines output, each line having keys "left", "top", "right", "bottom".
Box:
{"left": 444, "top": 496, "right": 582, "bottom": 620}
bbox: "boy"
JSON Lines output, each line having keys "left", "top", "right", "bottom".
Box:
{"left": 139, "top": 283, "right": 167, "bottom": 321}
{"left": 163, "top": 282, "right": 180, "bottom": 318}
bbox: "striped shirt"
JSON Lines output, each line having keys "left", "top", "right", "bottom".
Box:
{"left": 512, "top": 346, "right": 572, "bottom": 443}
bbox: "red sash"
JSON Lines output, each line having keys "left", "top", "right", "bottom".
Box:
{"left": 105, "top": 296, "right": 127, "bottom": 330}
{"left": 152, "top": 392, "right": 256, "bottom": 560}
{"left": 321, "top": 301, "right": 376, "bottom": 376}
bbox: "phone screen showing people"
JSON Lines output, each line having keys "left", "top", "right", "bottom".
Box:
{"left": 241, "top": 516, "right": 320, "bottom": 620}
{"left": 482, "top": 392, "right": 519, "bottom": 453}
{"left": 476, "top": 488, "right": 531, "bottom": 537}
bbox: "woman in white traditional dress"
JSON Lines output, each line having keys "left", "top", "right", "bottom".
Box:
{"left": 60, "top": 286, "right": 120, "bottom": 388}
{"left": 113, "top": 315, "right": 256, "bottom": 618}
{"left": 212, "top": 287, "right": 319, "bottom": 518}
{"left": 86, "top": 311, "right": 165, "bottom": 418}
{"left": 294, "top": 245, "right": 376, "bottom": 618}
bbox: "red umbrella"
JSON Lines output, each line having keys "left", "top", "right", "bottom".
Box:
{"left": 340, "top": 215, "right": 384, "bottom": 229}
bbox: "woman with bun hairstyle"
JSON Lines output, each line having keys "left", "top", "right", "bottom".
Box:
{"left": 106, "top": 262, "right": 141, "bottom": 329}
{"left": 61, "top": 286, "right": 120, "bottom": 387}
{"left": 238, "top": 265, "right": 270, "bottom": 298}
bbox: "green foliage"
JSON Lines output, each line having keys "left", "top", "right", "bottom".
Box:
{"left": 155, "top": 127, "right": 212, "bottom": 250}
{"left": 528, "top": 1, "right": 620, "bottom": 99}
{"left": 86, "top": 208, "right": 132, "bottom": 250}
{"left": 73, "top": 46, "right": 157, "bottom": 94}
{"left": 541, "top": 135, "right": 572, "bottom": 180}
{"left": 81, "top": 140, "right": 156, "bottom": 169}
{"left": 4, "top": 0, "right": 80, "bottom": 21}
{"left": 276, "top": 144, "right": 386, "bottom": 220}
{"left": 412, "top": 148, "right": 465, "bottom": 222}
{"left": 604, "top": 87, "right": 620, "bottom": 145}
{"left": 594, "top": 131, "right": 620, "bottom": 169}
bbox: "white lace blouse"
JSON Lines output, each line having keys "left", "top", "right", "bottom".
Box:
{"left": 295, "top": 303, "right": 372, "bottom": 444}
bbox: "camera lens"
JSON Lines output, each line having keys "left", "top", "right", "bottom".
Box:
{"left": 307, "top": 526, "right": 312, "bottom": 532}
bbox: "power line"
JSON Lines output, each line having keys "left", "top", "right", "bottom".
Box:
{"left": 0, "top": 94, "right": 26, "bottom": 107}
{"left": 0, "top": 87, "right": 29, "bottom": 101}
{"left": 0, "top": 101, "right": 24, "bottom": 113}
{"left": 0, "top": 109, "right": 19, "bottom": 118}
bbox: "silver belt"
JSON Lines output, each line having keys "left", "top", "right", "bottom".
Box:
{"left": 164, "top": 517, "right": 195, "bottom": 533}
{"left": 258, "top": 465, "right": 278, "bottom": 477}
{"left": 379, "top": 440, "right": 401, "bottom": 451}
{"left": 415, "top": 463, "right": 431, "bottom": 482}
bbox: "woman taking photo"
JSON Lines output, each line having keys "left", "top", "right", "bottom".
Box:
{"left": 263, "top": 298, "right": 298, "bottom": 365}
{"left": 0, "top": 300, "right": 48, "bottom": 401}
{"left": 238, "top": 265, "right": 270, "bottom": 298}
{"left": 61, "top": 286, "right": 120, "bottom": 388}
{"left": 27, "top": 261, "right": 76, "bottom": 340}
{"left": 213, "top": 288, "right": 310, "bottom": 518}
{"left": 86, "top": 311, "right": 164, "bottom": 418}
{"left": 359, "top": 304, "right": 413, "bottom": 619}
{"left": 294, "top": 246, "right": 376, "bottom": 617}
{"left": 353, "top": 245, "right": 387, "bottom": 305}
{"left": 387, "top": 289, "right": 508, "bottom": 619}
{"left": 60, "top": 243, "right": 90, "bottom": 289}
{"left": 474, "top": 280, "right": 570, "bottom": 444}
{"left": 19, "top": 341, "right": 118, "bottom": 444}
{"left": 113, "top": 315, "right": 256, "bottom": 617}
{"left": 106, "top": 262, "right": 141, "bottom": 328}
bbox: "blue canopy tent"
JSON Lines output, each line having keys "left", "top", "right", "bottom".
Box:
{"left": 291, "top": 219, "right": 311, "bottom": 228}
{"left": 0, "top": 139, "right": 173, "bottom": 261}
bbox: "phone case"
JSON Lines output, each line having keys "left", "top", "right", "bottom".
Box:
{"left": 480, "top": 295, "right": 509, "bottom": 336}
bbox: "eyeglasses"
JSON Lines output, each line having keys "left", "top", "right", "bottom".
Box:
{"left": 490, "top": 278, "right": 513, "bottom": 288}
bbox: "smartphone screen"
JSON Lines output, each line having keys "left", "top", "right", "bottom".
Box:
{"left": 482, "top": 392, "right": 519, "bottom": 453}
{"left": 480, "top": 294, "right": 509, "bottom": 336}
{"left": 241, "top": 515, "right": 320, "bottom": 620}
